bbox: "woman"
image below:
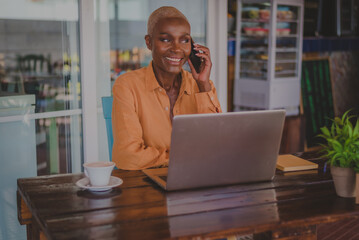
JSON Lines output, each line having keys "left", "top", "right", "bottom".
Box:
{"left": 112, "top": 6, "right": 221, "bottom": 170}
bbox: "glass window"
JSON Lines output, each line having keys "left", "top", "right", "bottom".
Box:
{"left": 0, "top": 1, "right": 81, "bottom": 114}
{"left": 0, "top": 1, "right": 82, "bottom": 239}
{"left": 0, "top": 1, "right": 82, "bottom": 176}
{"left": 105, "top": 0, "right": 207, "bottom": 84}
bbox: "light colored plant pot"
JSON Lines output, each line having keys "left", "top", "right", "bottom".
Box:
{"left": 331, "top": 166, "right": 356, "bottom": 198}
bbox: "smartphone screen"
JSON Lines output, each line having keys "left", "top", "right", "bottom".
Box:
{"left": 189, "top": 39, "right": 202, "bottom": 73}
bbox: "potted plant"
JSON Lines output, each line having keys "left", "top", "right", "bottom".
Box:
{"left": 318, "top": 110, "right": 359, "bottom": 197}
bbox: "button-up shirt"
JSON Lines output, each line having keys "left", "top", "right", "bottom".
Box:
{"left": 112, "top": 62, "right": 221, "bottom": 170}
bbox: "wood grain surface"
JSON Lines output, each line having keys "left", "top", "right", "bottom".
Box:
{"left": 17, "top": 152, "right": 359, "bottom": 240}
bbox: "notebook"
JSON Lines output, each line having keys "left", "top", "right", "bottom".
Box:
{"left": 143, "top": 110, "right": 286, "bottom": 191}
{"left": 276, "top": 154, "right": 318, "bottom": 172}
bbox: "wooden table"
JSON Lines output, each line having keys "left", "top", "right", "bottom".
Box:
{"left": 17, "top": 153, "right": 359, "bottom": 240}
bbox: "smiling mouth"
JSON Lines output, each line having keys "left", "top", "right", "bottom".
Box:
{"left": 165, "top": 57, "right": 182, "bottom": 63}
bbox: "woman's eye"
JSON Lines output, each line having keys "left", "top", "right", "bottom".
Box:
{"left": 160, "top": 38, "right": 170, "bottom": 42}
{"left": 182, "top": 38, "right": 190, "bottom": 43}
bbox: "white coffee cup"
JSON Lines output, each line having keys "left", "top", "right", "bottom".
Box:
{"left": 83, "top": 161, "right": 115, "bottom": 186}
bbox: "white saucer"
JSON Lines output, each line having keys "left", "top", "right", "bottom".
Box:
{"left": 76, "top": 176, "right": 123, "bottom": 192}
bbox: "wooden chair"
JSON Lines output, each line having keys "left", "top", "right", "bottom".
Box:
{"left": 101, "top": 96, "right": 114, "bottom": 161}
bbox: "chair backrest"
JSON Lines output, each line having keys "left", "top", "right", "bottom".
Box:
{"left": 102, "top": 96, "right": 113, "bottom": 161}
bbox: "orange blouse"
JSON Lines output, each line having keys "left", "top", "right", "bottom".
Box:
{"left": 112, "top": 62, "right": 221, "bottom": 170}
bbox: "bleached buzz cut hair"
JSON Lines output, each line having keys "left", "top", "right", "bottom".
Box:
{"left": 147, "top": 6, "right": 189, "bottom": 36}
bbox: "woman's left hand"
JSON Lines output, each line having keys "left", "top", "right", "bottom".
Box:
{"left": 188, "top": 43, "right": 212, "bottom": 92}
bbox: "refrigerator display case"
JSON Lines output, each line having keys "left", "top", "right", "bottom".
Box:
{"left": 233, "top": 0, "right": 304, "bottom": 115}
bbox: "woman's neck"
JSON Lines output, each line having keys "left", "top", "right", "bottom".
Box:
{"left": 152, "top": 63, "right": 181, "bottom": 92}
{"left": 159, "top": 76, "right": 179, "bottom": 91}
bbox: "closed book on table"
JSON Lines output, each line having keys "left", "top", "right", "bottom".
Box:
{"left": 276, "top": 154, "right": 318, "bottom": 172}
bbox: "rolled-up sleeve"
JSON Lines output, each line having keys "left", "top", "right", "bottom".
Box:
{"left": 195, "top": 80, "right": 222, "bottom": 113}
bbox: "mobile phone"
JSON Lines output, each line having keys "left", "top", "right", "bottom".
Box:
{"left": 189, "top": 39, "right": 202, "bottom": 73}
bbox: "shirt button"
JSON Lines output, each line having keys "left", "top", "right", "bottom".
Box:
{"left": 210, "top": 97, "right": 214, "bottom": 101}
{"left": 165, "top": 106, "right": 169, "bottom": 111}
{"left": 159, "top": 89, "right": 162, "bottom": 92}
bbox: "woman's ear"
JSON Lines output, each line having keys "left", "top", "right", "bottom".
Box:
{"left": 145, "top": 35, "right": 152, "bottom": 50}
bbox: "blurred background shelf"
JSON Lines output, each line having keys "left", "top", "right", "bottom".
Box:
{"left": 303, "top": 37, "right": 359, "bottom": 52}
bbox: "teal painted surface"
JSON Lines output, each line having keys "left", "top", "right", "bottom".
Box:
{"left": 102, "top": 96, "right": 113, "bottom": 161}
{"left": 0, "top": 96, "right": 37, "bottom": 240}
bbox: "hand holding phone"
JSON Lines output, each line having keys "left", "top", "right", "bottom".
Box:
{"left": 188, "top": 40, "right": 212, "bottom": 92}
{"left": 189, "top": 39, "right": 202, "bottom": 73}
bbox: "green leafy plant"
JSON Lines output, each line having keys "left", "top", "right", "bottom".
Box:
{"left": 317, "top": 110, "right": 359, "bottom": 171}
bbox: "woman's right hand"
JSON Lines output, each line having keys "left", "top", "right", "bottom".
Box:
{"left": 188, "top": 43, "right": 212, "bottom": 92}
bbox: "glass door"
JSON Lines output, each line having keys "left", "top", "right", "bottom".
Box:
{"left": 239, "top": 2, "right": 271, "bottom": 80}
{"left": 0, "top": 1, "right": 82, "bottom": 239}
{"left": 275, "top": 4, "right": 300, "bottom": 78}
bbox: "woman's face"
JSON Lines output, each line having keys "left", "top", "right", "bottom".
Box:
{"left": 146, "top": 17, "right": 191, "bottom": 75}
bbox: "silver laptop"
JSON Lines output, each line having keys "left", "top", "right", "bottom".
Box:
{"left": 143, "top": 110, "right": 286, "bottom": 191}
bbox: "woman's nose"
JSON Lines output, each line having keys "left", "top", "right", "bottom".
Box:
{"left": 171, "top": 41, "right": 182, "bottom": 52}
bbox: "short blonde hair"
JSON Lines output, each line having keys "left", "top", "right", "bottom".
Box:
{"left": 147, "top": 6, "right": 189, "bottom": 36}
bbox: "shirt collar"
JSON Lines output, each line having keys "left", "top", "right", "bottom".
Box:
{"left": 145, "top": 61, "right": 161, "bottom": 91}
{"left": 145, "top": 60, "right": 192, "bottom": 95}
